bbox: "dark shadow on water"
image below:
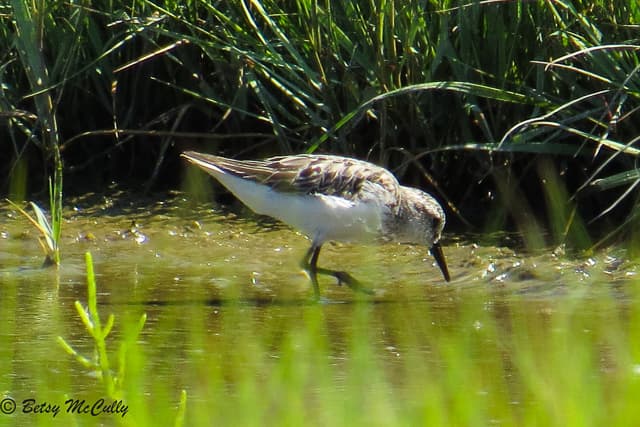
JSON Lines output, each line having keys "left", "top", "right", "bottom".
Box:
{"left": 102, "top": 296, "right": 454, "bottom": 307}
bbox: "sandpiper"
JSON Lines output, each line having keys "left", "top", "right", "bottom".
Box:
{"left": 181, "top": 151, "right": 450, "bottom": 297}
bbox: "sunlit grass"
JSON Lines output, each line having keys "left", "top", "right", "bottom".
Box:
{"left": 2, "top": 0, "right": 640, "bottom": 240}
{"left": 58, "top": 253, "right": 141, "bottom": 395}
{"left": 6, "top": 189, "right": 61, "bottom": 267}
{"left": 7, "top": 0, "right": 65, "bottom": 266}
{"left": 1, "top": 0, "right": 640, "bottom": 425}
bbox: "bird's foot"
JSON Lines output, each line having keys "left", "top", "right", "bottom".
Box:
{"left": 302, "top": 257, "right": 375, "bottom": 297}
{"left": 327, "top": 270, "right": 375, "bottom": 296}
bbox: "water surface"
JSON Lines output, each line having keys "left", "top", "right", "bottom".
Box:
{"left": 0, "top": 193, "right": 636, "bottom": 425}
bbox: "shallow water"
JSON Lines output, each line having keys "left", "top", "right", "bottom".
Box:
{"left": 2, "top": 193, "right": 631, "bottom": 301}
{"left": 0, "top": 193, "right": 637, "bottom": 425}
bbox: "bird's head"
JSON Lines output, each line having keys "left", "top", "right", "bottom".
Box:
{"left": 401, "top": 187, "right": 450, "bottom": 282}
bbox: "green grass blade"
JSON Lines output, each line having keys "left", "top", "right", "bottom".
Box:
{"left": 308, "top": 81, "right": 540, "bottom": 152}
{"left": 589, "top": 169, "right": 640, "bottom": 192}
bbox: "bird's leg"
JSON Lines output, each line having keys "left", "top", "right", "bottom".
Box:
{"left": 301, "top": 244, "right": 322, "bottom": 300}
{"left": 301, "top": 244, "right": 374, "bottom": 296}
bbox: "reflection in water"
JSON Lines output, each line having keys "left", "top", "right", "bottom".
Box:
{"left": 0, "top": 195, "right": 636, "bottom": 424}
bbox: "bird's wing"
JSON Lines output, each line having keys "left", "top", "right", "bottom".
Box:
{"left": 182, "top": 152, "right": 275, "bottom": 180}
{"left": 263, "top": 155, "right": 401, "bottom": 203}
{"left": 182, "top": 152, "right": 401, "bottom": 203}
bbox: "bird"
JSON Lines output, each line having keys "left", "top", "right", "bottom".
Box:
{"left": 181, "top": 151, "right": 450, "bottom": 298}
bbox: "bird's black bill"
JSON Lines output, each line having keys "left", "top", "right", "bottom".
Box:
{"left": 429, "top": 242, "right": 450, "bottom": 282}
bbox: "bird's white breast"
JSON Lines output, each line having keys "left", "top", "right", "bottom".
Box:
{"left": 208, "top": 168, "right": 384, "bottom": 244}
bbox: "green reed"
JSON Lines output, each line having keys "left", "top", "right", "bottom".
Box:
{"left": 6, "top": 193, "right": 61, "bottom": 267}
{"left": 57, "top": 252, "right": 189, "bottom": 426}
{"left": 130, "top": 0, "right": 639, "bottom": 246}
{"left": 2, "top": 0, "right": 640, "bottom": 244}
{"left": 8, "top": 0, "right": 65, "bottom": 265}
{"left": 58, "top": 252, "right": 138, "bottom": 396}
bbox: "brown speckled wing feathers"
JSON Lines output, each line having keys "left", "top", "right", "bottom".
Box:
{"left": 207, "top": 154, "right": 400, "bottom": 202}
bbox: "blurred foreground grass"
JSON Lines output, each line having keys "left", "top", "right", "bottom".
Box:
{"left": 1, "top": 239, "right": 638, "bottom": 426}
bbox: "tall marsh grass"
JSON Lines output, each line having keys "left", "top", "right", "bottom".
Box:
{"left": 2, "top": 0, "right": 639, "bottom": 245}
{"left": 6, "top": 0, "right": 64, "bottom": 265}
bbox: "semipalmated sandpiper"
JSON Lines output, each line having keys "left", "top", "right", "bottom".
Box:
{"left": 182, "top": 151, "right": 450, "bottom": 297}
